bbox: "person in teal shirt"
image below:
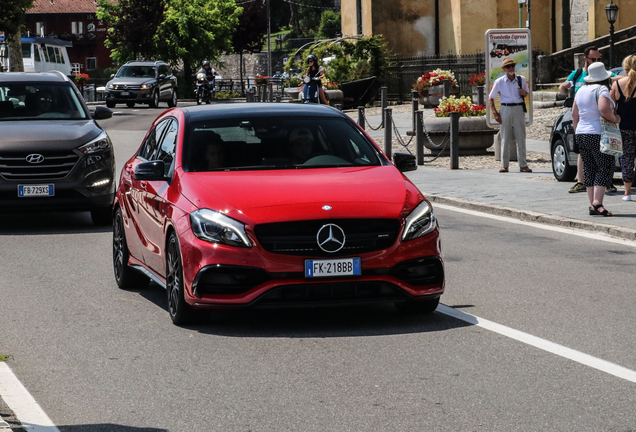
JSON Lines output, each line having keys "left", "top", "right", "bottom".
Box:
{"left": 559, "top": 46, "right": 618, "bottom": 193}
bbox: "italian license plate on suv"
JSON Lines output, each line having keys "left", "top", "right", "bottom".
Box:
{"left": 305, "top": 258, "right": 361, "bottom": 278}
{"left": 18, "top": 184, "right": 54, "bottom": 197}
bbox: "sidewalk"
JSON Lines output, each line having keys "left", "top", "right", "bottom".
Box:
{"left": 364, "top": 108, "right": 636, "bottom": 240}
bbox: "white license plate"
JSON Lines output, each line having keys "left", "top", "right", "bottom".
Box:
{"left": 120, "top": 91, "right": 130, "bottom": 96}
{"left": 305, "top": 258, "right": 361, "bottom": 278}
{"left": 18, "top": 184, "right": 54, "bottom": 197}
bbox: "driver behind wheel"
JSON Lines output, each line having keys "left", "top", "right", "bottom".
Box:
{"left": 287, "top": 128, "right": 314, "bottom": 164}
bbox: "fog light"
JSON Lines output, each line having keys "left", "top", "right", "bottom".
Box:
{"left": 91, "top": 178, "right": 110, "bottom": 187}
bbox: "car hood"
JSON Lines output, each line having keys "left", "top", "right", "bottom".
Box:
{"left": 180, "top": 166, "right": 411, "bottom": 225}
{"left": 109, "top": 78, "right": 155, "bottom": 86}
{"left": 0, "top": 120, "right": 101, "bottom": 152}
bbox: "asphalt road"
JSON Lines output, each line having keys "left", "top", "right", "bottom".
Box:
{"left": 1, "top": 103, "right": 636, "bottom": 431}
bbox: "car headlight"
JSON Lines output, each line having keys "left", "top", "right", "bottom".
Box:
{"left": 402, "top": 201, "right": 437, "bottom": 241}
{"left": 78, "top": 131, "right": 111, "bottom": 154}
{"left": 141, "top": 82, "right": 154, "bottom": 89}
{"left": 190, "top": 209, "right": 252, "bottom": 248}
{"left": 107, "top": 83, "right": 114, "bottom": 89}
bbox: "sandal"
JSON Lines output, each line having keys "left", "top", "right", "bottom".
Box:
{"left": 592, "top": 204, "right": 613, "bottom": 217}
{"left": 589, "top": 206, "right": 596, "bottom": 215}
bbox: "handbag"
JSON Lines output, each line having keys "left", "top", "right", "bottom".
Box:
{"left": 596, "top": 87, "right": 623, "bottom": 157}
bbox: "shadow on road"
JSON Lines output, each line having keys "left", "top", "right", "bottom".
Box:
{"left": 57, "top": 425, "right": 167, "bottom": 432}
{"left": 0, "top": 212, "right": 111, "bottom": 236}
{"left": 138, "top": 283, "right": 472, "bottom": 338}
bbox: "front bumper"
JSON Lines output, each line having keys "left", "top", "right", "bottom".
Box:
{"left": 180, "top": 228, "right": 444, "bottom": 309}
{"left": 105, "top": 89, "right": 154, "bottom": 103}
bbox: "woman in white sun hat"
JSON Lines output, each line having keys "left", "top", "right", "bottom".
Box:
{"left": 572, "top": 61, "right": 621, "bottom": 217}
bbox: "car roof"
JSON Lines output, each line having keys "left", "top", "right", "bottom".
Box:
{"left": 181, "top": 103, "right": 348, "bottom": 122}
{"left": 122, "top": 61, "right": 165, "bottom": 67}
{"left": 0, "top": 71, "right": 71, "bottom": 83}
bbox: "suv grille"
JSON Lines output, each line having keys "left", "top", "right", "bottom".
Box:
{"left": 112, "top": 84, "right": 142, "bottom": 90}
{"left": 0, "top": 151, "right": 80, "bottom": 181}
{"left": 254, "top": 219, "right": 400, "bottom": 257}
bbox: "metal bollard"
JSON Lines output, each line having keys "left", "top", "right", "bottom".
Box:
{"left": 268, "top": 83, "right": 273, "bottom": 102}
{"left": 358, "top": 106, "right": 366, "bottom": 130}
{"left": 384, "top": 107, "right": 393, "bottom": 161}
{"left": 246, "top": 88, "right": 254, "bottom": 102}
{"left": 415, "top": 110, "right": 424, "bottom": 165}
{"left": 411, "top": 90, "right": 419, "bottom": 134}
{"left": 477, "top": 85, "right": 485, "bottom": 106}
{"left": 443, "top": 79, "right": 450, "bottom": 98}
{"left": 449, "top": 112, "right": 460, "bottom": 169}
{"left": 275, "top": 95, "right": 281, "bottom": 103}
{"left": 381, "top": 87, "right": 388, "bottom": 127}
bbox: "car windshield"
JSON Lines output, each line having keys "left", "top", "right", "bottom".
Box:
{"left": 186, "top": 117, "right": 383, "bottom": 171}
{"left": 0, "top": 82, "right": 88, "bottom": 121}
{"left": 116, "top": 66, "right": 156, "bottom": 78}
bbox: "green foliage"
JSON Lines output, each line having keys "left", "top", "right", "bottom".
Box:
{"left": 0, "top": 354, "right": 14, "bottom": 362}
{"left": 316, "top": 11, "right": 340, "bottom": 40}
{"left": 285, "top": 35, "right": 392, "bottom": 85}
{"left": 0, "top": 0, "right": 35, "bottom": 36}
{"left": 215, "top": 90, "right": 241, "bottom": 99}
{"left": 231, "top": 0, "right": 267, "bottom": 55}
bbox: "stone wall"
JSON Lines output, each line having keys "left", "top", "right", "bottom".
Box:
{"left": 215, "top": 52, "right": 289, "bottom": 80}
{"left": 570, "top": 0, "right": 588, "bottom": 46}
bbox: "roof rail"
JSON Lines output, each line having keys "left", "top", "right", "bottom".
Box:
{"left": 49, "top": 70, "right": 72, "bottom": 82}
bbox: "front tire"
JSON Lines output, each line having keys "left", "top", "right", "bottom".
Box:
{"left": 166, "top": 232, "right": 196, "bottom": 325}
{"left": 106, "top": 100, "right": 116, "bottom": 108}
{"left": 196, "top": 88, "right": 203, "bottom": 105}
{"left": 149, "top": 90, "right": 159, "bottom": 108}
{"left": 552, "top": 139, "right": 576, "bottom": 182}
{"left": 113, "top": 208, "right": 150, "bottom": 289}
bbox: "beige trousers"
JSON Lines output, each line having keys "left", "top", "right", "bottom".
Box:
{"left": 500, "top": 105, "right": 527, "bottom": 168}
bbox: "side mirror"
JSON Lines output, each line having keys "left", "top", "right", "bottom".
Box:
{"left": 110, "top": 74, "right": 115, "bottom": 79}
{"left": 92, "top": 105, "right": 112, "bottom": 120}
{"left": 159, "top": 74, "right": 166, "bottom": 80}
{"left": 393, "top": 153, "right": 417, "bottom": 172}
{"left": 134, "top": 161, "right": 167, "bottom": 181}
{"left": 564, "top": 98, "right": 574, "bottom": 108}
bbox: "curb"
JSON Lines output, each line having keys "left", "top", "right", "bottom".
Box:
{"left": 425, "top": 193, "right": 636, "bottom": 241}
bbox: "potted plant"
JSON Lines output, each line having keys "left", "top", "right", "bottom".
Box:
{"left": 468, "top": 72, "right": 486, "bottom": 104}
{"left": 254, "top": 74, "right": 268, "bottom": 85}
{"left": 75, "top": 73, "right": 89, "bottom": 87}
{"left": 412, "top": 69, "right": 459, "bottom": 106}
{"left": 424, "top": 95, "right": 496, "bottom": 155}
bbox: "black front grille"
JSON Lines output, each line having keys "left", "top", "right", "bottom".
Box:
{"left": 254, "top": 219, "right": 400, "bottom": 257}
{"left": 113, "top": 84, "right": 142, "bottom": 90}
{"left": 0, "top": 151, "right": 79, "bottom": 181}
{"left": 255, "top": 281, "right": 406, "bottom": 306}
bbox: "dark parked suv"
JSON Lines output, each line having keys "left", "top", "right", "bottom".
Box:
{"left": 0, "top": 71, "right": 115, "bottom": 225}
{"left": 105, "top": 61, "right": 178, "bottom": 108}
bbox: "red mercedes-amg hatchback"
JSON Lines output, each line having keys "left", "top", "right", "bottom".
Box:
{"left": 113, "top": 103, "right": 444, "bottom": 324}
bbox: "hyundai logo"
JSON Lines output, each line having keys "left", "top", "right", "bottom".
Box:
{"left": 317, "top": 224, "right": 346, "bottom": 253}
{"left": 26, "top": 154, "right": 45, "bottom": 164}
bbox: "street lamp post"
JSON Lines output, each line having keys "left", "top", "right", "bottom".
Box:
{"left": 605, "top": 0, "right": 619, "bottom": 69}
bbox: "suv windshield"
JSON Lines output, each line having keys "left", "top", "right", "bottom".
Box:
{"left": 186, "top": 117, "right": 383, "bottom": 171}
{"left": 0, "top": 82, "right": 88, "bottom": 121}
{"left": 116, "top": 66, "right": 156, "bottom": 78}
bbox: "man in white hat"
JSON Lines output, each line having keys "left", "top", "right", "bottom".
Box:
{"left": 489, "top": 57, "right": 532, "bottom": 173}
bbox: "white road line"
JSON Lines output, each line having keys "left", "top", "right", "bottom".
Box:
{"left": 438, "top": 305, "right": 636, "bottom": 383}
{"left": 434, "top": 203, "right": 636, "bottom": 248}
{"left": 0, "top": 364, "right": 59, "bottom": 432}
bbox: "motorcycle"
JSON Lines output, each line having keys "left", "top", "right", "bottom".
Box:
{"left": 301, "top": 76, "right": 321, "bottom": 104}
{"left": 195, "top": 72, "right": 215, "bottom": 105}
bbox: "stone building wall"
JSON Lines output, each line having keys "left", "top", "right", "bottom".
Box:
{"left": 570, "top": 0, "right": 588, "bottom": 46}
{"left": 215, "top": 52, "right": 289, "bottom": 80}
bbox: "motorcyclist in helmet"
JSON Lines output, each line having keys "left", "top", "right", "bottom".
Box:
{"left": 304, "top": 54, "right": 329, "bottom": 105}
{"left": 198, "top": 60, "right": 216, "bottom": 81}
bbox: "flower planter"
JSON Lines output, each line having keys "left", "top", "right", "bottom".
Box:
{"left": 422, "top": 115, "right": 497, "bottom": 156}
{"left": 422, "top": 84, "right": 460, "bottom": 107}
{"left": 254, "top": 78, "right": 268, "bottom": 86}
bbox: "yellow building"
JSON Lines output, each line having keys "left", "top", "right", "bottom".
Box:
{"left": 341, "top": 0, "right": 636, "bottom": 56}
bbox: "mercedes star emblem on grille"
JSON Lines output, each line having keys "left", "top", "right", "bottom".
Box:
{"left": 317, "top": 224, "right": 346, "bottom": 253}
{"left": 26, "top": 154, "right": 45, "bottom": 164}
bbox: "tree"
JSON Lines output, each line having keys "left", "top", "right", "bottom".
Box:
{"left": 0, "top": 0, "right": 35, "bottom": 71}
{"left": 98, "top": 0, "right": 241, "bottom": 81}
{"left": 316, "top": 11, "right": 340, "bottom": 40}
{"left": 97, "top": 0, "right": 165, "bottom": 64}
{"left": 230, "top": 1, "right": 267, "bottom": 88}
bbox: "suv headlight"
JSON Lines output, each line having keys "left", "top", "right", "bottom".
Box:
{"left": 141, "top": 82, "right": 155, "bottom": 89}
{"left": 190, "top": 209, "right": 252, "bottom": 247}
{"left": 402, "top": 201, "right": 437, "bottom": 241}
{"left": 78, "top": 131, "right": 111, "bottom": 154}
